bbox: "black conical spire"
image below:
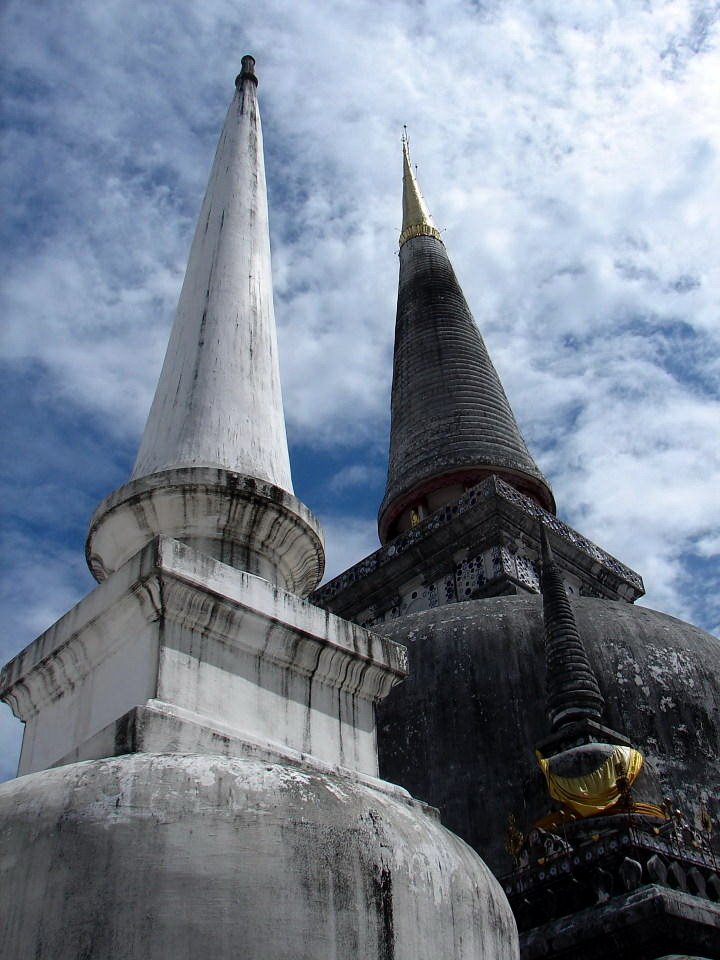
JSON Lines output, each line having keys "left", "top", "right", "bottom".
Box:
{"left": 535, "top": 528, "right": 659, "bottom": 825}
{"left": 378, "top": 140, "right": 554, "bottom": 543}
{"left": 540, "top": 528, "right": 605, "bottom": 732}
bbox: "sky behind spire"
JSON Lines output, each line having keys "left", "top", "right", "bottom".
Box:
{"left": 2, "top": 0, "right": 719, "bottom": 779}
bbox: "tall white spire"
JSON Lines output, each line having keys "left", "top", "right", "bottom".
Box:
{"left": 133, "top": 55, "right": 291, "bottom": 490}
{"left": 86, "top": 59, "right": 324, "bottom": 594}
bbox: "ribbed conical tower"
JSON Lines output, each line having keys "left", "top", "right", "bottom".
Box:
{"left": 534, "top": 528, "right": 660, "bottom": 831}
{"left": 86, "top": 58, "right": 324, "bottom": 595}
{"left": 378, "top": 138, "right": 554, "bottom": 542}
{"left": 540, "top": 528, "right": 605, "bottom": 733}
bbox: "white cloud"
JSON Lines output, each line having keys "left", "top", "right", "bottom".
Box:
{"left": 328, "top": 464, "right": 386, "bottom": 494}
{"left": 321, "top": 516, "right": 383, "bottom": 584}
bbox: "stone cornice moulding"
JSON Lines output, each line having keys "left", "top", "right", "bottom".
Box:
{"left": 157, "top": 537, "right": 407, "bottom": 700}
{"left": 315, "top": 474, "right": 644, "bottom": 617}
{"left": 2, "top": 536, "right": 407, "bottom": 727}
{"left": 1, "top": 544, "right": 165, "bottom": 721}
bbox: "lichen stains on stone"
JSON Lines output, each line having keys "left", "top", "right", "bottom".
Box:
{"left": 373, "top": 865, "right": 395, "bottom": 960}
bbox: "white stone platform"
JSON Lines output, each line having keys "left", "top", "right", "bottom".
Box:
{"left": 1, "top": 536, "right": 407, "bottom": 778}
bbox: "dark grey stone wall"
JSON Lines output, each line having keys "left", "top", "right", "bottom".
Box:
{"left": 376, "top": 596, "right": 720, "bottom": 873}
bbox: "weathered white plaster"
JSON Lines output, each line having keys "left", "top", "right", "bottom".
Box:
{"left": 49, "top": 699, "right": 416, "bottom": 801}
{"left": 0, "top": 753, "right": 520, "bottom": 960}
{"left": 86, "top": 65, "right": 322, "bottom": 593}
{"left": 1, "top": 537, "right": 406, "bottom": 778}
{"left": 86, "top": 467, "right": 324, "bottom": 595}
{"left": 132, "top": 71, "right": 291, "bottom": 491}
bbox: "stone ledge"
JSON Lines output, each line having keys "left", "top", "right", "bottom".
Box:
{"left": 50, "top": 698, "right": 443, "bottom": 817}
{"left": 313, "top": 475, "right": 644, "bottom": 621}
{"left": 520, "top": 884, "right": 720, "bottom": 959}
{"left": 86, "top": 466, "right": 326, "bottom": 596}
{"left": 2, "top": 536, "right": 407, "bottom": 718}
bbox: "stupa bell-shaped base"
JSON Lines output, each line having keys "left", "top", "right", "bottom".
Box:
{"left": 0, "top": 752, "right": 519, "bottom": 960}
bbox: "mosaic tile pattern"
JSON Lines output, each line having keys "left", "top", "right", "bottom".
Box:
{"left": 423, "top": 583, "right": 439, "bottom": 609}
{"left": 515, "top": 554, "right": 540, "bottom": 591}
{"left": 455, "top": 555, "right": 487, "bottom": 599}
{"left": 444, "top": 576, "right": 457, "bottom": 604}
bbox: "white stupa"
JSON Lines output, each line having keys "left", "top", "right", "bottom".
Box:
{"left": 0, "top": 58, "right": 518, "bottom": 960}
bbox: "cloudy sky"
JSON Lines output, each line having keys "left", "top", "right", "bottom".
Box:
{"left": 2, "top": 0, "right": 719, "bottom": 780}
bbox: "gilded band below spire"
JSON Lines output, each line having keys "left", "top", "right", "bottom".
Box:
{"left": 399, "top": 221, "right": 442, "bottom": 245}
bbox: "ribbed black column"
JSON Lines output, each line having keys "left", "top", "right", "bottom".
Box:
{"left": 378, "top": 231, "right": 554, "bottom": 541}
{"left": 540, "top": 529, "right": 605, "bottom": 731}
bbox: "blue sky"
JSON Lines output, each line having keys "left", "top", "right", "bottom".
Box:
{"left": 2, "top": 0, "right": 719, "bottom": 781}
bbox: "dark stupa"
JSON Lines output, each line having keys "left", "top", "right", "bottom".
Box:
{"left": 379, "top": 137, "right": 554, "bottom": 543}
{"left": 313, "top": 137, "right": 720, "bottom": 959}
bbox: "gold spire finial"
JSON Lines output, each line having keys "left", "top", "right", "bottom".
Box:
{"left": 399, "top": 131, "right": 442, "bottom": 248}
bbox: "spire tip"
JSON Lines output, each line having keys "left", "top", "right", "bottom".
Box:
{"left": 399, "top": 132, "right": 441, "bottom": 248}
{"left": 236, "top": 55, "right": 258, "bottom": 88}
